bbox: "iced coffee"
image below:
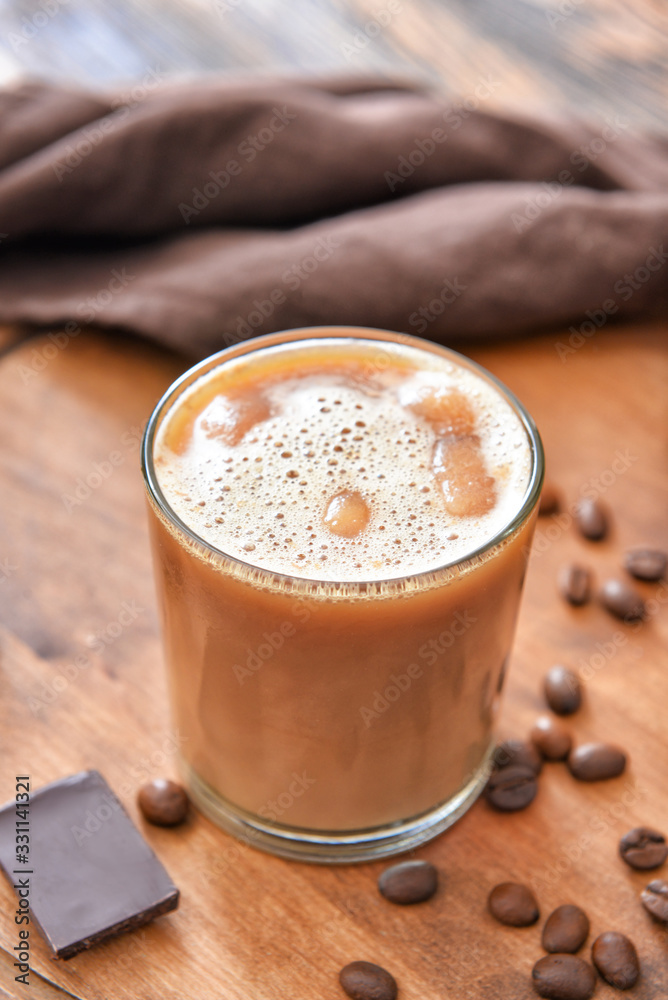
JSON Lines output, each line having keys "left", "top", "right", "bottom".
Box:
{"left": 142, "top": 328, "right": 543, "bottom": 861}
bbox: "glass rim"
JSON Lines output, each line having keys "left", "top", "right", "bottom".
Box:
{"left": 141, "top": 326, "right": 545, "bottom": 592}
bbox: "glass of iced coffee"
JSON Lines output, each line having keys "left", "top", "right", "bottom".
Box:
{"left": 142, "top": 327, "right": 543, "bottom": 862}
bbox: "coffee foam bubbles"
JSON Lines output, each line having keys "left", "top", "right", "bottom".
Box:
{"left": 154, "top": 339, "right": 532, "bottom": 581}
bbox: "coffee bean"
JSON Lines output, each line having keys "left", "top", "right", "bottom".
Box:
{"left": 539, "top": 482, "right": 562, "bottom": 516}
{"left": 591, "top": 931, "right": 640, "bottom": 989}
{"left": 339, "top": 961, "right": 397, "bottom": 1000}
{"left": 544, "top": 666, "right": 582, "bottom": 715}
{"left": 575, "top": 498, "right": 608, "bottom": 541}
{"left": 599, "top": 578, "right": 645, "bottom": 622}
{"left": 567, "top": 743, "right": 626, "bottom": 782}
{"left": 137, "top": 779, "right": 189, "bottom": 826}
{"left": 619, "top": 826, "right": 668, "bottom": 870}
{"left": 493, "top": 739, "right": 543, "bottom": 775}
{"left": 640, "top": 879, "right": 668, "bottom": 925}
{"left": 542, "top": 904, "right": 590, "bottom": 954}
{"left": 532, "top": 954, "right": 596, "bottom": 1000}
{"left": 530, "top": 716, "right": 572, "bottom": 761}
{"left": 484, "top": 765, "right": 537, "bottom": 812}
{"left": 377, "top": 860, "right": 438, "bottom": 905}
{"left": 624, "top": 547, "right": 667, "bottom": 582}
{"left": 558, "top": 565, "right": 592, "bottom": 606}
{"left": 488, "top": 882, "right": 539, "bottom": 926}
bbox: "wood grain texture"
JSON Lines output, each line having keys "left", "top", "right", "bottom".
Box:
{"left": 0, "top": 326, "right": 32, "bottom": 356}
{"left": 0, "top": 946, "right": 77, "bottom": 999}
{"left": 0, "top": 0, "right": 667, "bottom": 129}
{"left": 1, "top": 4, "right": 666, "bottom": 998}
{"left": 0, "top": 324, "right": 665, "bottom": 999}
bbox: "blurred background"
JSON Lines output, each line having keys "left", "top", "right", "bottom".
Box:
{"left": 0, "top": 0, "right": 666, "bottom": 130}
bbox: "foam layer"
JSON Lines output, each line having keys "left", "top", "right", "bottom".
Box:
{"left": 154, "top": 338, "right": 532, "bottom": 581}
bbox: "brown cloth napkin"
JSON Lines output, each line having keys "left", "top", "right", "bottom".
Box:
{"left": 1, "top": 75, "right": 667, "bottom": 358}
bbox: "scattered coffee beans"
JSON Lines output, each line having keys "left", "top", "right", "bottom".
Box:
{"left": 339, "top": 961, "right": 397, "bottom": 1000}
{"left": 484, "top": 765, "right": 538, "bottom": 812}
{"left": 332, "top": 487, "right": 662, "bottom": 999}
{"left": 640, "top": 879, "right": 668, "bottom": 925}
{"left": 619, "top": 827, "right": 668, "bottom": 870}
{"left": 558, "top": 565, "right": 592, "bottom": 606}
{"left": 575, "top": 498, "right": 608, "bottom": 541}
{"left": 377, "top": 860, "right": 438, "bottom": 905}
{"left": 530, "top": 716, "right": 572, "bottom": 761}
{"left": 624, "top": 547, "right": 667, "bottom": 582}
{"left": 488, "top": 882, "right": 539, "bottom": 926}
{"left": 539, "top": 482, "right": 562, "bottom": 516}
{"left": 532, "top": 954, "right": 596, "bottom": 1000}
{"left": 567, "top": 743, "right": 626, "bottom": 782}
{"left": 544, "top": 666, "right": 582, "bottom": 715}
{"left": 137, "top": 779, "right": 189, "bottom": 827}
{"left": 591, "top": 931, "right": 640, "bottom": 989}
{"left": 493, "top": 739, "right": 543, "bottom": 775}
{"left": 599, "top": 578, "right": 645, "bottom": 622}
{"left": 542, "top": 904, "right": 590, "bottom": 953}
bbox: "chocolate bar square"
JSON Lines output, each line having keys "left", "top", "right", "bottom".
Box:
{"left": 0, "top": 770, "right": 179, "bottom": 959}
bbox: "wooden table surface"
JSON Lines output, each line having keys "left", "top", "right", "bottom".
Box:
{"left": 0, "top": 323, "right": 666, "bottom": 1000}
{"left": 0, "top": 1, "right": 667, "bottom": 998}
{"left": 0, "top": 0, "right": 667, "bottom": 131}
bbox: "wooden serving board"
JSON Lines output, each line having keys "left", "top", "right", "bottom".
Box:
{"left": 0, "top": 323, "right": 666, "bottom": 999}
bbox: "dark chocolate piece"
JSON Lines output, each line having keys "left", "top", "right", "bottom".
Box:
{"left": 0, "top": 770, "right": 179, "bottom": 960}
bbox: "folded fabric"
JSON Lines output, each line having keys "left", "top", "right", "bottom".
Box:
{"left": 0, "top": 76, "right": 667, "bottom": 358}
